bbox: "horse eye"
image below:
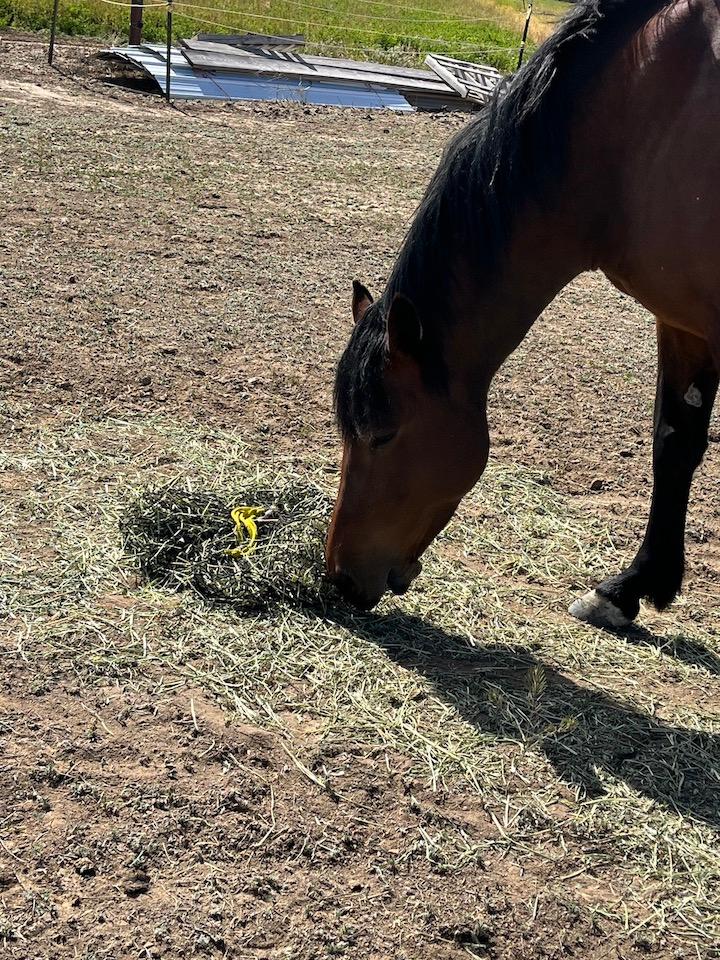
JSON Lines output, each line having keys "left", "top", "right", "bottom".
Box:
{"left": 369, "top": 432, "right": 396, "bottom": 450}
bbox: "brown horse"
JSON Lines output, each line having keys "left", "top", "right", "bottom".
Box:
{"left": 326, "top": 0, "right": 720, "bottom": 626}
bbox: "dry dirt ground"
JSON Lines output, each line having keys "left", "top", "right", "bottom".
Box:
{"left": 1, "top": 34, "right": 720, "bottom": 960}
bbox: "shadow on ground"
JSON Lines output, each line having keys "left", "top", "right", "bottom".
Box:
{"left": 618, "top": 620, "right": 720, "bottom": 676}
{"left": 329, "top": 606, "right": 720, "bottom": 830}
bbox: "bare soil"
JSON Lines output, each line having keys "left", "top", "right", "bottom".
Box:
{"left": 1, "top": 34, "right": 719, "bottom": 960}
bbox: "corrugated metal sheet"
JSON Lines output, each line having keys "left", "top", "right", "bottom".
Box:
{"left": 105, "top": 45, "right": 414, "bottom": 111}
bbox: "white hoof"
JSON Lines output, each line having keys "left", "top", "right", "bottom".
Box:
{"left": 568, "top": 589, "right": 632, "bottom": 629}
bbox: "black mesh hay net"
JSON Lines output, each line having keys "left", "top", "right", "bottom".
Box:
{"left": 122, "top": 481, "right": 333, "bottom": 611}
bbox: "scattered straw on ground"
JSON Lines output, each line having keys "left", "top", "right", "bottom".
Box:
{"left": 2, "top": 415, "right": 720, "bottom": 954}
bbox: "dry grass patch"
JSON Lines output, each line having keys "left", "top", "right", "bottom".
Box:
{"left": 2, "top": 414, "right": 720, "bottom": 954}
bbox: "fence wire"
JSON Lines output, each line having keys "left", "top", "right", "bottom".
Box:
{"left": 48, "top": 0, "right": 529, "bottom": 77}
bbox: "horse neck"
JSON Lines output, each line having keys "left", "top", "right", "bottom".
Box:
{"left": 384, "top": 106, "right": 603, "bottom": 393}
{"left": 425, "top": 200, "right": 592, "bottom": 398}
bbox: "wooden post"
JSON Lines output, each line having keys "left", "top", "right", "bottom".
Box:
{"left": 129, "top": 0, "right": 144, "bottom": 45}
{"left": 48, "top": 0, "right": 60, "bottom": 65}
{"left": 517, "top": 1, "right": 533, "bottom": 70}
{"left": 165, "top": 0, "right": 173, "bottom": 102}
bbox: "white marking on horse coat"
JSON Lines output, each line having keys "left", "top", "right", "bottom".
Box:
{"left": 684, "top": 384, "right": 703, "bottom": 408}
{"left": 568, "top": 590, "right": 632, "bottom": 628}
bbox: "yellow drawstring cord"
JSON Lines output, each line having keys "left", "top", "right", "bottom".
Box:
{"left": 226, "top": 506, "right": 263, "bottom": 557}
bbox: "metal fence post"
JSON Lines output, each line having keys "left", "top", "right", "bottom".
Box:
{"left": 165, "top": 0, "right": 173, "bottom": 102}
{"left": 517, "top": 1, "right": 533, "bottom": 70}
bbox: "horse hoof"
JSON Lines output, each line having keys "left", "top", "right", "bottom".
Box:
{"left": 568, "top": 589, "right": 633, "bottom": 629}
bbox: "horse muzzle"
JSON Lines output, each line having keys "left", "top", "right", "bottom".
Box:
{"left": 328, "top": 560, "right": 422, "bottom": 610}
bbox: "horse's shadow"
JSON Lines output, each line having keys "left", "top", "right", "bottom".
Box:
{"left": 614, "top": 621, "right": 720, "bottom": 677}
{"left": 327, "top": 606, "right": 720, "bottom": 830}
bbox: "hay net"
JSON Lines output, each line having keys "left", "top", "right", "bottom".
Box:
{"left": 122, "top": 480, "right": 332, "bottom": 610}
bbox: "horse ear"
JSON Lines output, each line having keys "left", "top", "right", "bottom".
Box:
{"left": 352, "top": 280, "right": 373, "bottom": 324}
{"left": 386, "top": 294, "right": 422, "bottom": 358}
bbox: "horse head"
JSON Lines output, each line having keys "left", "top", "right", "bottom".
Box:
{"left": 325, "top": 281, "right": 490, "bottom": 609}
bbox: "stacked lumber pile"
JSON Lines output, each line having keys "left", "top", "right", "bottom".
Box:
{"left": 103, "top": 34, "right": 503, "bottom": 112}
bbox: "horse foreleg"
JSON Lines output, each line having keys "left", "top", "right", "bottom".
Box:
{"left": 570, "top": 321, "right": 718, "bottom": 629}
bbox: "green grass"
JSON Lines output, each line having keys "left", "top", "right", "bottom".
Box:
{"left": 0, "top": 0, "right": 567, "bottom": 71}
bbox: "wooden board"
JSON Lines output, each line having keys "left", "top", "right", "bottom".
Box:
{"left": 183, "top": 39, "right": 441, "bottom": 82}
{"left": 180, "top": 41, "right": 459, "bottom": 98}
{"left": 425, "top": 54, "right": 502, "bottom": 104}
{"left": 193, "top": 33, "right": 305, "bottom": 51}
{"left": 404, "top": 90, "right": 476, "bottom": 113}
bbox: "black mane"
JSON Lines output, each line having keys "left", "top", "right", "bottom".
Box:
{"left": 335, "top": 0, "right": 669, "bottom": 439}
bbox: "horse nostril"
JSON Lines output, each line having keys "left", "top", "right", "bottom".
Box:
{"left": 328, "top": 570, "right": 375, "bottom": 610}
{"left": 387, "top": 561, "right": 422, "bottom": 596}
{"left": 330, "top": 570, "right": 357, "bottom": 597}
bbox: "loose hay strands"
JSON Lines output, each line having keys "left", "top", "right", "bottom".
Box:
{"left": 121, "top": 481, "right": 332, "bottom": 610}
{"left": 4, "top": 417, "right": 720, "bottom": 951}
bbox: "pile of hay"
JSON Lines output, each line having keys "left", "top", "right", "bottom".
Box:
{"left": 122, "top": 481, "right": 332, "bottom": 610}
